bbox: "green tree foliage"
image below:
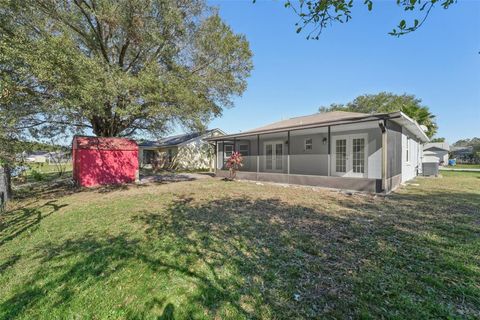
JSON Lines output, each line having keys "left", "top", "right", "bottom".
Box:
{"left": 452, "top": 137, "right": 480, "bottom": 162}
{"left": 319, "top": 92, "right": 438, "bottom": 138}
{"left": 430, "top": 137, "right": 446, "bottom": 143}
{"left": 0, "top": 0, "right": 253, "bottom": 138}
{"left": 453, "top": 137, "right": 480, "bottom": 148}
{"left": 282, "top": 0, "right": 457, "bottom": 39}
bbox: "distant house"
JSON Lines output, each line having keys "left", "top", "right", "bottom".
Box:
{"left": 25, "top": 151, "right": 49, "bottom": 163}
{"left": 138, "top": 129, "right": 225, "bottom": 171}
{"left": 208, "top": 111, "right": 429, "bottom": 193}
{"left": 25, "top": 151, "right": 70, "bottom": 164}
{"left": 423, "top": 142, "right": 449, "bottom": 166}
{"left": 450, "top": 146, "right": 474, "bottom": 163}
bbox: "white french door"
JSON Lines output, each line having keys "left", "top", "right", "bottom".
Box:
{"left": 264, "top": 141, "right": 284, "bottom": 172}
{"left": 331, "top": 134, "right": 368, "bottom": 178}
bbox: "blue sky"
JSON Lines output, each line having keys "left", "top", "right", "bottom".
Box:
{"left": 206, "top": 0, "right": 480, "bottom": 143}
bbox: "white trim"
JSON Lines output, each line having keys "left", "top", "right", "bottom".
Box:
{"left": 304, "top": 137, "right": 313, "bottom": 151}
{"left": 224, "top": 144, "right": 234, "bottom": 158}
{"left": 406, "top": 136, "right": 411, "bottom": 164}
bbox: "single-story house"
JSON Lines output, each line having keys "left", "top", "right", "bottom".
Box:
{"left": 25, "top": 151, "right": 49, "bottom": 163}
{"left": 422, "top": 142, "right": 449, "bottom": 165}
{"left": 208, "top": 111, "right": 429, "bottom": 193}
{"left": 25, "top": 151, "right": 71, "bottom": 164}
{"left": 138, "top": 129, "right": 225, "bottom": 170}
{"left": 450, "top": 146, "right": 475, "bottom": 163}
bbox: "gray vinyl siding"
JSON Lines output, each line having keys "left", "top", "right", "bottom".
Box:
{"left": 290, "top": 132, "right": 329, "bottom": 176}
{"left": 401, "top": 127, "right": 421, "bottom": 182}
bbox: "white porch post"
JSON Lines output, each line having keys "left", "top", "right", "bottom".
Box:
{"left": 327, "top": 125, "right": 331, "bottom": 176}
{"left": 287, "top": 131, "right": 290, "bottom": 176}
{"left": 214, "top": 141, "right": 218, "bottom": 172}
{"left": 256, "top": 134, "right": 260, "bottom": 179}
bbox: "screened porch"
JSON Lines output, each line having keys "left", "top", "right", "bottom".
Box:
{"left": 215, "top": 122, "right": 383, "bottom": 184}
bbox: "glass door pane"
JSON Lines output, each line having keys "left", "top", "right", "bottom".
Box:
{"left": 335, "top": 139, "right": 346, "bottom": 173}
{"left": 275, "top": 143, "right": 283, "bottom": 170}
{"left": 352, "top": 138, "right": 365, "bottom": 173}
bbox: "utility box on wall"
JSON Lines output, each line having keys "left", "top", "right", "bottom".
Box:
{"left": 72, "top": 136, "right": 139, "bottom": 187}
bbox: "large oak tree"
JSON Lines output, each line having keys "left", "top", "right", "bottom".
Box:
{"left": 0, "top": 0, "right": 253, "bottom": 137}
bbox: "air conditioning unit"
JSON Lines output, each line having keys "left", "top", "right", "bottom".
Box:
{"left": 423, "top": 162, "right": 439, "bottom": 177}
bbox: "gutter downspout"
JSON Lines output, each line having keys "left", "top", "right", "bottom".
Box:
{"left": 379, "top": 120, "right": 387, "bottom": 193}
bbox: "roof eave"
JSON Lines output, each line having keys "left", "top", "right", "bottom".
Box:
{"left": 206, "top": 113, "right": 395, "bottom": 141}
{"left": 390, "top": 111, "right": 430, "bottom": 143}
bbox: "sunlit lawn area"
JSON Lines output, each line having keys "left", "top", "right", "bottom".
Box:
{"left": 14, "top": 163, "right": 73, "bottom": 184}
{"left": 1, "top": 171, "right": 479, "bottom": 319}
{"left": 448, "top": 164, "right": 480, "bottom": 169}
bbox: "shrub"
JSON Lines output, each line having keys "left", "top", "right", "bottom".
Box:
{"left": 30, "top": 169, "right": 44, "bottom": 181}
{"left": 225, "top": 151, "right": 243, "bottom": 180}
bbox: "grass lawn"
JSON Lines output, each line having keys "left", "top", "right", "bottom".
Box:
{"left": 1, "top": 171, "right": 479, "bottom": 319}
{"left": 25, "top": 162, "right": 72, "bottom": 174}
{"left": 14, "top": 163, "right": 73, "bottom": 184}
{"left": 449, "top": 164, "right": 480, "bottom": 169}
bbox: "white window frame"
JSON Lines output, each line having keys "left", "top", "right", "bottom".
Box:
{"left": 304, "top": 138, "right": 313, "bottom": 152}
{"left": 406, "top": 137, "right": 410, "bottom": 164}
{"left": 239, "top": 144, "right": 249, "bottom": 156}
{"left": 224, "top": 144, "right": 234, "bottom": 159}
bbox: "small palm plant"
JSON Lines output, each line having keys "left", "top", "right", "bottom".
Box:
{"left": 225, "top": 151, "right": 243, "bottom": 180}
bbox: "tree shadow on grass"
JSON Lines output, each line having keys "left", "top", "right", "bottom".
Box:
{"left": 0, "top": 200, "right": 68, "bottom": 247}
{"left": 1, "top": 189, "right": 479, "bottom": 319}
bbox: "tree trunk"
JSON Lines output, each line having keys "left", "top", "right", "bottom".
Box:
{"left": 0, "top": 166, "right": 10, "bottom": 211}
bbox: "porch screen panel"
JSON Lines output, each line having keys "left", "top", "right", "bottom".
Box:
{"left": 275, "top": 143, "right": 283, "bottom": 170}
{"left": 266, "top": 144, "right": 273, "bottom": 170}
{"left": 352, "top": 138, "right": 365, "bottom": 173}
{"left": 335, "top": 139, "right": 346, "bottom": 173}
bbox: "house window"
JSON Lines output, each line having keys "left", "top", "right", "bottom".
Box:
{"left": 239, "top": 144, "right": 249, "bottom": 156}
{"left": 224, "top": 144, "right": 233, "bottom": 158}
{"left": 143, "top": 150, "right": 155, "bottom": 164}
{"left": 305, "top": 138, "right": 313, "bottom": 151}
{"left": 406, "top": 137, "right": 410, "bottom": 163}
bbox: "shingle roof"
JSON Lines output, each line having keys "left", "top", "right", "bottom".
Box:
{"left": 207, "top": 111, "right": 430, "bottom": 143}
{"left": 244, "top": 111, "right": 370, "bottom": 133}
{"left": 424, "top": 142, "right": 450, "bottom": 152}
{"left": 138, "top": 129, "right": 220, "bottom": 148}
{"left": 73, "top": 136, "right": 138, "bottom": 151}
